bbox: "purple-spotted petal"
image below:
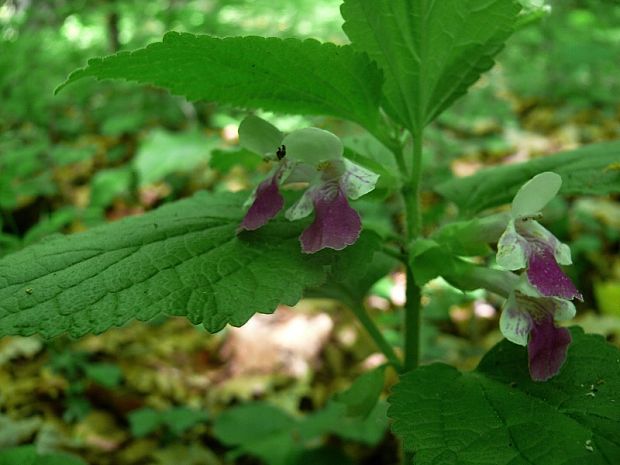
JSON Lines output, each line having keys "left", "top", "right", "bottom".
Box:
{"left": 239, "top": 177, "right": 284, "bottom": 231}
{"left": 300, "top": 187, "right": 361, "bottom": 253}
{"left": 528, "top": 315, "right": 572, "bottom": 381}
{"left": 527, "top": 246, "right": 583, "bottom": 301}
{"left": 499, "top": 295, "right": 532, "bottom": 347}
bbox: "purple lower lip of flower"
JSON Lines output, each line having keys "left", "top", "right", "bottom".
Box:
{"left": 239, "top": 176, "right": 284, "bottom": 231}
{"left": 300, "top": 186, "right": 361, "bottom": 254}
{"left": 527, "top": 246, "right": 583, "bottom": 301}
{"left": 527, "top": 314, "right": 572, "bottom": 382}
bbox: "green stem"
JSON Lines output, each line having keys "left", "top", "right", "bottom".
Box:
{"left": 402, "top": 131, "right": 424, "bottom": 373}
{"left": 381, "top": 244, "right": 406, "bottom": 261}
{"left": 404, "top": 265, "right": 421, "bottom": 371}
{"left": 350, "top": 304, "right": 403, "bottom": 372}
{"left": 407, "top": 132, "right": 424, "bottom": 238}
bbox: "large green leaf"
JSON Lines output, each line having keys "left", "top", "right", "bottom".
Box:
{"left": 0, "top": 192, "right": 328, "bottom": 338}
{"left": 388, "top": 328, "right": 620, "bottom": 464}
{"left": 56, "top": 32, "right": 383, "bottom": 131}
{"left": 436, "top": 141, "right": 620, "bottom": 214}
{"left": 341, "top": 0, "right": 521, "bottom": 132}
{"left": 134, "top": 129, "right": 219, "bottom": 186}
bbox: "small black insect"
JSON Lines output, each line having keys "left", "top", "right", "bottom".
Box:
{"left": 276, "top": 145, "right": 286, "bottom": 160}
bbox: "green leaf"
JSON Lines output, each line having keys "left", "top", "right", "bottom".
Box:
{"left": 90, "top": 167, "right": 133, "bottom": 208}
{"left": 134, "top": 129, "right": 218, "bottom": 186}
{"left": 57, "top": 32, "right": 383, "bottom": 131}
{"left": 0, "top": 192, "right": 327, "bottom": 338}
{"left": 341, "top": 0, "right": 521, "bottom": 132}
{"left": 213, "top": 402, "right": 296, "bottom": 447}
{"left": 162, "top": 407, "right": 210, "bottom": 436}
{"left": 409, "top": 239, "right": 459, "bottom": 287}
{"left": 388, "top": 328, "right": 620, "bottom": 464}
{"left": 431, "top": 213, "right": 510, "bottom": 257}
{"left": 301, "top": 400, "right": 389, "bottom": 445}
{"left": 307, "top": 232, "right": 397, "bottom": 307}
{"left": 210, "top": 148, "right": 263, "bottom": 174}
{"left": 334, "top": 365, "right": 385, "bottom": 419}
{"left": 0, "top": 445, "right": 87, "bottom": 465}
{"left": 436, "top": 141, "right": 620, "bottom": 214}
{"left": 129, "top": 406, "right": 210, "bottom": 438}
{"left": 83, "top": 362, "right": 123, "bottom": 388}
{"left": 128, "top": 408, "right": 161, "bottom": 438}
{"left": 330, "top": 230, "right": 383, "bottom": 283}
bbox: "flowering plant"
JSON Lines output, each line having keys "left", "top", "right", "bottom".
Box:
{"left": 2, "top": 1, "right": 618, "bottom": 463}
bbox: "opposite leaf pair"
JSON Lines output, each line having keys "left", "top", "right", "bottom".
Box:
{"left": 237, "top": 115, "right": 379, "bottom": 253}
{"left": 497, "top": 172, "right": 583, "bottom": 381}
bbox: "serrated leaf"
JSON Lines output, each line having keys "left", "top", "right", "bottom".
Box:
{"left": 341, "top": 0, "right": 521, "bottom": 132}
{"left": 0, "top": 192, "right": 327, "bottom": 338}
{"left": 388, "top": 328, "right": 620, "bottom": 464}
{"left": 57, "top": 32, "right": 383, "bottom": 132}
{"left": 436, "top": 141, "right": 620, "bottom": 214}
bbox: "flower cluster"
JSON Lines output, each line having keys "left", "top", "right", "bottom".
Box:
{"left": 496, "top": 172, "right": 582, "bottom": 381}
{"left": 237, "top": 116, "right": 379, "bottom": 253}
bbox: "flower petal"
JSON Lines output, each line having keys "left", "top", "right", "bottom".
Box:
{"left": 300, "top": 186, "right": 361, "bottom": 253}
{"left": 283, "top": 128, "right": 343, "bottom": 166}
{"left": 341, "top": 159, "right": 379, "bottom": 200}
{"left": 519, "top": 220, "right": 573, "bottom": 265}
{"left": 285, "top": 187, "right": 315, "bottom": 221}
{"left": 528, "top": 315, "right": 571, "bottom": 382}
{"left": 552, "top": 298, "right": 576, "bottom": 321}
{"left": 238, "top": 115, "right": 283, "bottom": 157}
{"left": 496, "top": 220, "right": 528, "bottom": 270}
{"left": 527, "top": 246, "right": 583, "bottom": 301}
{"left": 511, "top": 172, "right": 562, "bottom": 219}
{"left": 499, "top": 293, "right": 532, "bottom": 346}
{"left": 239, "top": 177, "right": 284, "bottom": 231}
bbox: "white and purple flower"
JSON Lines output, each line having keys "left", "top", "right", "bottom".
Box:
{"left": 237, "top": 116, "right": 378, "bottom": 253}
{"left": 500, "top": 278, "right": 575, "bottom": 381}
{"left": 497, "top": 172, "right": 582, "bottom": 301}
{"left": 496, "top": 172, "right": 582, "bottom": 381}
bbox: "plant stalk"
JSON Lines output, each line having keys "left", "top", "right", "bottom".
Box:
{"left": 402, "top": 131, "right": 424, "bottom": 373}
{"left": 350, "top": 304, "right": 403, "bottom": 371}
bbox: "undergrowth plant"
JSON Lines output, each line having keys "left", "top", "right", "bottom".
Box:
{"left": 1, "top": 1, "right": 619, "bottom": 463}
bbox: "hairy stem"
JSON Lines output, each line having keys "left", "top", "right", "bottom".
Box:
{"left": 350, "top": 304, "right": 403, "bottom": 372}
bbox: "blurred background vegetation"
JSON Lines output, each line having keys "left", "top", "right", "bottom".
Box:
{"left": 0, "top": 0, "right": 619, "bottom": 464}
